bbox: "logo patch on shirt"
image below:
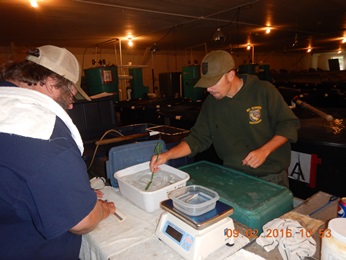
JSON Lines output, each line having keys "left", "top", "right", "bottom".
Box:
{"left": 201, "top": 62, "right": 208, "bottom": 75}
{"left": 247, "top": 106, "right": 262, "bottom": 124}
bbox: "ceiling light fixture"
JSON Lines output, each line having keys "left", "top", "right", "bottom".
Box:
{"left": 292, "top": 33, "right": 299, "bottom": 47}
{"left": 265, "top": 27, "right": 271, "bottom": 34}
{"left": 337, "top": 45, "right": 342, "bottom": 53}
{"left": 307, "top": 37, "right": 312, "bottom": 53}
{"left": 246, "top": 33, "right": 252, "bottom": 51}
{"left": 149, "top": 43, "right": 159, "bottom": 53}
{"left": 30, "top": 0, "right": 38, "bottom": 8}
{"left": 212, "top": 28, "right": 227, "bottom": 45}
{"left": 128, "top": 38, "right": 133, "bottom": 47}
{"left": 244, "top": 42, "right": 255, "bottom": 63}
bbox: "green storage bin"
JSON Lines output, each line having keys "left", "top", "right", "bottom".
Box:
{"left": 84, "top": 66, "right": 119, "bottom": 98}
{"left": 179, "top": 161, "right": 293, "bottom": 231}
{"left": 129, "top": 68, "right": 149, "bottom": 99}
{"left": 182, "top": 65, "right": 205, "bottom": 101}
{"left": 238, "top": 64, "right": 256, "bottom": 75}
{"left": 182, "top": 65, "right": 200, "bottom": 80}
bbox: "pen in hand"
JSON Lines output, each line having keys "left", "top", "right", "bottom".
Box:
{"left": 145, "top": 142, "right": 162, "bottom": 191}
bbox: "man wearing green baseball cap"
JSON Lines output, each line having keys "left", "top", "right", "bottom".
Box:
{"left": 151, "top": 50, "right": 300, "bottom": 187}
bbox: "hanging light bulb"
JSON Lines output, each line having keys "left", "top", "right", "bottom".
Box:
{"left": 337, "top": 45, "right": 342, "bottom": 53}
{"left": 30, "top": 0, "right": 38, "bottom": 7}
{"left": 307, "top": 37, "right": 312, "bottom": 53}
{"left": 212, "top": 28, "right": 226, "bottom": 44}
{"left": 128, "top": 38, "right": 133, "bottom": 47}
{"left": 292, "top": 33, "right": 299, "bottom": 47}
{"left": 149, "top": 43, "right": 159, "bottom": 53}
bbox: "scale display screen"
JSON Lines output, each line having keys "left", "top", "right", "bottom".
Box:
{"left": 165, "top": 224, "right": 183, "bottom": 242}
{"left": 162, "top": 220, "right": 193, "bottom": 251}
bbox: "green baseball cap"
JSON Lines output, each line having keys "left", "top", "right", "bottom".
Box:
{"left": 194, "top": 50, "right": 235, "bottom": 88}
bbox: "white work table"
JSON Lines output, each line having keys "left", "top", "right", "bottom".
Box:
{"left": 79, "top": 186, "right": 338, "bottom": 260}
{"left": 79, "top": 186, "right": 250, "bottom": 260}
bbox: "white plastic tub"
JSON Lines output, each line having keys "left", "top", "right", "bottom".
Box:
{"left": 114, "top": 161, "right": 190, "bottom": 213}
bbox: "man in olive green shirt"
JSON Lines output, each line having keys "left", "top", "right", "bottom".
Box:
{"left": 150, "top": 50, "right": 300, "bottom": 187}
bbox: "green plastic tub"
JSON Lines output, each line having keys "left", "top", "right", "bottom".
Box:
{"left": 179, "top": 161, "right": 293, "bottom": 231}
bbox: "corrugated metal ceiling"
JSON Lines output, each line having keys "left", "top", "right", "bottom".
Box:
{"left": 1, "top": 0, "right": 345, "bottom": 53}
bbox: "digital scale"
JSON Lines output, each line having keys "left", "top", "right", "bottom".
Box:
{"left": 156, "top": 199, "right": 235, "bottom": 260}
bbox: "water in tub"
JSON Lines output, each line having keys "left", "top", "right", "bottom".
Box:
{"left": 121, "top": 169, "right": 184, "bottom": 191}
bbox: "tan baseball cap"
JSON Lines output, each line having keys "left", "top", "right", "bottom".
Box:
{"left": 194, "top": 50, "right": 235, "bottom": 88}
{"left": 26, "top": 45, "right": 91, "bottom": 101}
